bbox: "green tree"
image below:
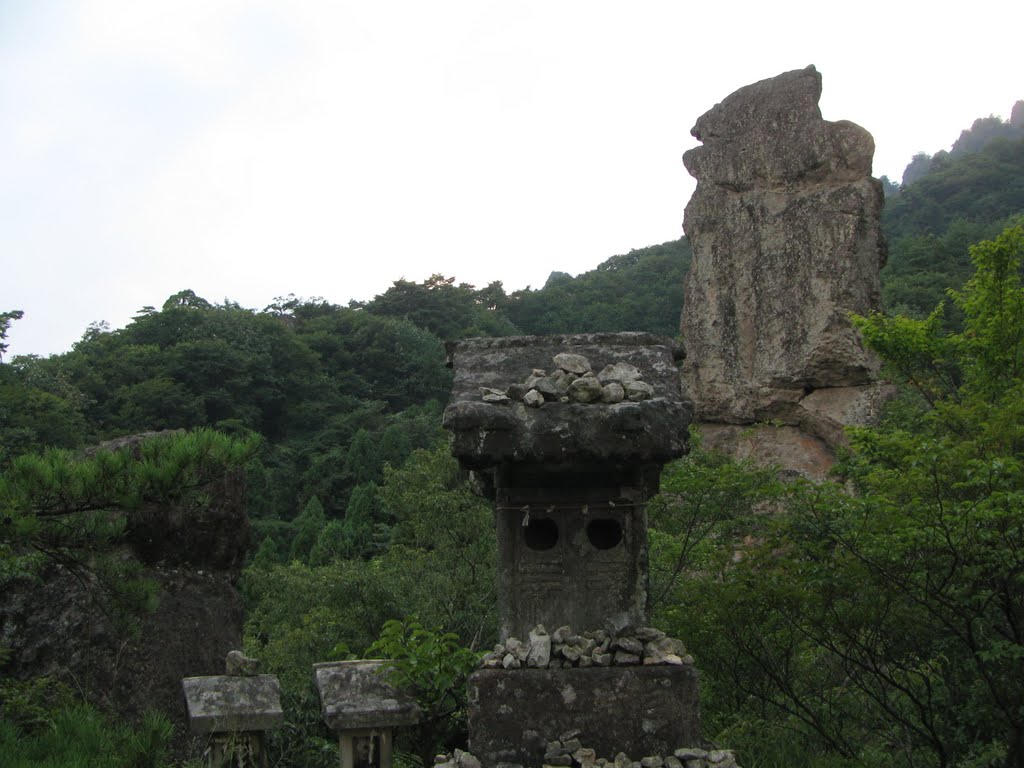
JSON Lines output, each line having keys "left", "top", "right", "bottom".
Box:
{"left": 0, "top": 383, "right": 87, "bottom": 465}
{"left": 504, "top": 239, "right": 691, "bottom": 335}
{"left": 0, "top": 309, "right": 24, "bottom": 362}
{"left": 367, "top": 619, "right": 481, "bottom": 761}
{"left": 290, "top": 495, "right": 327, "bottom": 563}
{"left": 362, "top": 274, "right": 519, "bottom": 340}
{"left": 380, "top": 446, "right": 497, "bottom": 646}
{"left": 338, "top": 482, "right": 388, "bottom": 561}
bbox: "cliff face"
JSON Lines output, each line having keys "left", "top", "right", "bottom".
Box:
{"left": 679, "top": 66, "right": 894, "bottom": 476}
{"left": 0, "top": 434, "right": 250, "bottom": 757}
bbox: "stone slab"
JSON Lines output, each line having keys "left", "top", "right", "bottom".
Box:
{"left": 468, "top": 666, "right": 699, "bottom": 766}
{"left": 181, "top": 674, "right": 283, "bottom": 734}
{"left": 314, "top": 660, "right": 421, "bottom": 732}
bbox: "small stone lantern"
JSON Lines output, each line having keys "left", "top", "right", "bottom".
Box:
{"left": 314, "top": 660, "right": 422, "bottom": 768}
{"left": 182, "top": 654, "right": 283, "bottom": 768}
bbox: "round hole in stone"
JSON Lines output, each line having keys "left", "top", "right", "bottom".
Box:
{"left": 523, "top": 518, "right": 559, "bottom": 551}
{"left": 587, "top": 518, "right": 623, "bottom": 550}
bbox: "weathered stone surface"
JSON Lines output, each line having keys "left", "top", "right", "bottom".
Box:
{"left": 554, "top": 352, "right": 593, "bottom": 375}
{"left": 182, "top": 674, "right": 283, "bottom": 734}
{"left": 602, "top": 382, "right": 625, "bottom": 404}
{"left": 468, "top": 666, "right": 699, "bottom": 767}
{"left": 674, "top": 749, "right": 707, "bottom": 761}
{"left": 680, "top": 66, "right": 891, "bottom": 475}
{"left": 505, "top": 637, "right": 526, "bottom": 660}
{"left": 635, "top": 627, "right": 666, "bottom": 642}
{"left": 528, "top": 626, "right": 552, "bottom": 668}
{"left": 533, "top": 377, "right": 565, "bottom": 401}
{"left": 225, "top": 649, "right": 260, "bottom": 676}
{"left": 443, "top": 334, "right": 690, "bottom": 471}
{"left": 597, "top": 363, "right": 642, "bottom": 385}
{"left": 624, "top": 380, "right": 654, "bottom": 402}
{"left": 698, "top": 423, "right": 833, "bottom": 478}
{"left": 615, "top": 637, "right": 644, "bottom": 656}
{"left": 481, "top": 387, "right": 511, "bottom": 404}
{"left": 695, "top": 380, "right": 896, "bottom": 479}
{"left": 797, "top": 382, "right": 899, "bottom": 447}
{"left": 568, "top": 376, "right": 605, "bottom": 403}
{"left": 496, "top": 502, "right": 650, "bottom": 641}
{"left": 523, "top": 389, "right": 545, "bottom": 408}
{"left": 314, "top": 660, "right": 421, "bottom": 731}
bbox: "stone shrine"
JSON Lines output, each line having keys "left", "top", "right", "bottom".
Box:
{"left": 443, "top": 333, "right": 698, "bottom": 766}
{"left": 314, "top": 660, "right": 422, "bottom": 768}
{"left": 181, "top": 651, "right": 283, "bottom": 768}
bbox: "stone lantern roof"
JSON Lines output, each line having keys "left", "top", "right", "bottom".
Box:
{"left": 443, "top": 333, "right": 691, "bottom": 471}
{"left": 314, "top": 660, "right": 421, "bottom": 732}
{"left": 181, "top": 674, "right": 284, "bottom": 734}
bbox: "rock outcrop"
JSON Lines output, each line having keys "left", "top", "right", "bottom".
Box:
{"left": 0, "top": 432, "right": 250, "bottom": 759}
{"left": 679, "top": 66, "right": 894, "bottom": 476}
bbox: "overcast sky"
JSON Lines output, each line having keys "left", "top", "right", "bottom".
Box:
{"left": 2, "top": 1, "right": 1021, "bottom": 358}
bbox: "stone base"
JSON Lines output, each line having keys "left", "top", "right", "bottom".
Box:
{"left": 468, "top": 665, "right": 699, "bottom": 766}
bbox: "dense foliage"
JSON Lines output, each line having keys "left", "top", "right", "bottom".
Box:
{"left": 0, "top": 703, "right": 179, "bottom": 768}
{"left": 882, "top": 127, "right": 1024, "bottom": 319}
{"left": 500, "top": 239, "right": 691, "bottom": 335}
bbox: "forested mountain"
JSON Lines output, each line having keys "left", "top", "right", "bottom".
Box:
{"left": 881, "top": 115, "right": 1024, "bottom": 319}
{"left": 500, "top": 239, "right": 691, "bottom": 335}
{"left": 355, "top": 238, "right": 691, "bottom": 338}
{"left": 3, "top": 103, "right": 1024, "bottom": 767}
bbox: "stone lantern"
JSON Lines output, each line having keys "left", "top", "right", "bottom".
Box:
{"left": 443, "top": 333, "right": 698, "bottom": 765}
{"left": 182, "top": 658, "right": 283, "bottom": 768}
{"left": 314, "top": 660, "right": 422, "bottom": 768}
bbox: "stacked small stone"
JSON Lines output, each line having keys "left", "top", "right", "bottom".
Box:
{"left": 434, "top": 741, "right": 741, "bottom": 768}
{"left": 480, "top": 354, "right": 655, "bottom": 408}
{"left": 480, "top": 625, "right": 693, "bottom": 670}
{"left": 540, "top": 737, "right": 741, "bottom": 768}
{"left": 434, "top": 748, "right": 482, "bottom": 768}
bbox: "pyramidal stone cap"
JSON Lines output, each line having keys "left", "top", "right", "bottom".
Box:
{"left": 182, "top": 674, "right": 284, "bottom": 734}
{"left": 314, "top": 660, "right": 422, "bottom": 732}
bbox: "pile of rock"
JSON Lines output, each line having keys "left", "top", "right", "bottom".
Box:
{"left": 480, "top": 354, "right": 654, "bottom": 408}
{"left": 480, "top": 625, "right": 692, "bottom": 670}
{"left": 435, "top": 748, "right": 482, "bottom": 768}
{"left": 540, "top": 735, "right": 740, "bottom": 768}
{"left": 433, "top": 740, "right": 741, "bottom": 768}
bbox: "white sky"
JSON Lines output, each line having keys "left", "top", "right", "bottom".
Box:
{"left": 2, "top": 0, "right": 1021, "bottom": 358}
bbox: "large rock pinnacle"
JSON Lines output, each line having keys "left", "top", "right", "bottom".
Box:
{"left": 680, "top": 66, "right": 893, "bottom": 476}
